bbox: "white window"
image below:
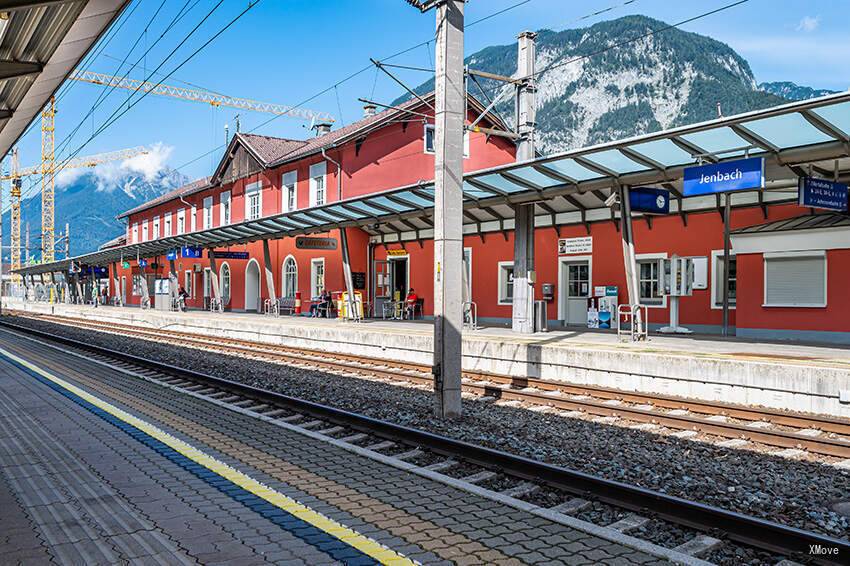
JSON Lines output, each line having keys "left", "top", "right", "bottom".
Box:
{"left": 220, "top": 263, "right": 231, "bottom": 306}
{"left": 281, "top": 256, "right": 298, "bottom": 298}
{"left": 190, "top": 205, "right": 197, "bottom": 232}
{"left": 424, "top": 124, "right": 469, "bottom": 157}
{"left": 424, "top": 124, "right": 435, "bottom": 153}
{"left": 763, "top": 251, "right": 826, "bottom": 307}
{"left": 203, "top": 267, "right": 211, "bottom": 298}
{"left": 282, "top": 171, "right": 297, "bottom": 213}
{"left": 132, "top": 275, "right": 140, "bottom": 296}
{"left": 131, "top": 223, "right": 138, "bottom": 243}
{"left": 497, "top": 261, "right": 514, "bottom": 305}
{"left": 163, "top": 213, "right": 172, "bottom": 238}
{"left": 152, "top": 216, "right": 160, "bottom": 240}
{"left": 310, "top": 258, "right": 325, "bottom": 297}
{"left": 636, "top": 253, "right": 667, "bottom": 307}
{"left": 710, "top": 250, "right": 737, "bottom": 309}
{"left": 184, "top": 270, "right": 194, "bottom": 299}
{"left": 245, "top": 181, "right": 262, "bottom": 220}
{"left": 203, "top": 196, "right": 213, "bottom": 230}
{"left": 220, "top": 191, "right": 231, "bottom": 226}
{"left": 176, "top": 209, "right": 186, "bottom": 235}
{"left": 309, "top": 162, "right": 326, "bottom": 207}
{"left": 141, "top": 220, "right": 149, "bottom": 242}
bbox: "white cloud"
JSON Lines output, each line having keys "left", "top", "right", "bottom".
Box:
{"left": 796, "top": 15, "right": 820, "bottom": 33}
{"left": 56, "top": 142, "right": 173, "bottom": 190}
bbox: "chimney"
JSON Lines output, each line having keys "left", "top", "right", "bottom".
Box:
{"left": 313, "top": 121, "right": 332, "bottom": 136}
{"left": 362, "top": 103, "right": 377, "bottom": 118}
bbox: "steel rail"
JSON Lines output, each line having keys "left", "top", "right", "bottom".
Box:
{"left": 10, "top": 311, "right": 850, "bottom": 458}
{"left": 1, "top": 319, "right": 847, "bottom": 563}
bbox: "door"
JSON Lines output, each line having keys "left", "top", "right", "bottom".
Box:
{"left": 121, "top": 276, "right": 127, "bottom": 304}
{"left": 562, "top": 260, "right": 590, "bottom": 325}
{"left": 245, "top": 261, "right": 260, "bottom": 312}
{"left": 389, "top": 257, "right": 408, "bottom": 301}
{"left": 372, "top": 260, "right": 390, "bottom": 317}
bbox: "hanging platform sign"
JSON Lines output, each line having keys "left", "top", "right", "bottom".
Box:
{"left": 295, "top": 237, "right": 337, "bottom": 250}
{"left": 181, "top": 246, "right": 202, "bottom": 259}
{"left": 629, "top": 187, "right": 670, "bottom": 215}
{"left": 798, "top": 177, "right": 848, "bottom": 211}
{"left": 138, "top": 259, "right": 148, "bottom": 267}
{"left": 208, "top": 251, "right": 249, "bottom": 260}
{"left": 683, "top": 157, "right": 764, "bottom": 196}
{"left": 558, "top": 236, "right": 592, "bottom": 255}
{"left": 166, "top": 250, "right": 178, "bottom": 261}
{"left": 121, "top": 261, "right": 130, "bottom": 269}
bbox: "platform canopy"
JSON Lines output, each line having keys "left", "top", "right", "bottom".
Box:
{"left": 17, "top": 90, "right": 850, "bottom": 276}
{"left": 0, "top": 0, "right": 131, "bottom": 159}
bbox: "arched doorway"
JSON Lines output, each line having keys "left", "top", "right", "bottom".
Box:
{"left": 245, "top": 259, "right": 260, "bottom": 312}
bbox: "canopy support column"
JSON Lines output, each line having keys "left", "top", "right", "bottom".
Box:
{"left": 208, "top": 249, "right": 221, "bottom": 311}
{"left": 262, "top": 239, "right": 277, "bottom": 304}
{"left": 168, "top": 258, "right": 178, "bottom": 308}
{"left": 619, "top": 185, "right": 643, "bottom": 334}
{"left": 339, "top": 228, "right": 358, "bottom": 321}
{"left": 111, "top": 263, "right": 121, "bottom": 306}
{"left": 431, "top": 0, "right": 464, "bottom": 419}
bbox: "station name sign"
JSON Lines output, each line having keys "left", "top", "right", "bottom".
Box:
{"left": 208, "top": 250, "right": 249, "bottom": 260}
{"left": 798, "top": 176, "right": 848, "bottom": 211}
{"left": 683, "top": 157, "right": 764, "bottom": 197}
{"left": 295, "top": 237, "right": 337, "bottom": 250}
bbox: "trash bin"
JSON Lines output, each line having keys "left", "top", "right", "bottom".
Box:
{"left": 534, "top": 300, "right": 548, "bottom": 333}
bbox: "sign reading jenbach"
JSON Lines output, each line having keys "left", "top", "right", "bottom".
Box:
{"left": 683, "top": 157, "right": 764, "bottom": 197}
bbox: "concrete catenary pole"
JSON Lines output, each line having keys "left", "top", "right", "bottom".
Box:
{"left": 511, "top": 31, "right": 538, "bottom": 334}
{"left": 432, "top": 0, "right": 465, "bottom": 419}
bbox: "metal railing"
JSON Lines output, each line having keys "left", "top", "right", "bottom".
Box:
{"left": 617, "top": 304, "right": 648, "bottom": 342}
{"left": 209, "top": 297, "right": 223, "bottom": 313}
{"left": 462, "top": 301, "right": 479, "bottom": 330}
{"left": 263, "top": 298, "right": 280, "bottom": 317}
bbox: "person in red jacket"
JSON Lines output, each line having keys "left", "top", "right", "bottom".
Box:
{"left": 404, "top": 288, "right": 418, "bottom": 320}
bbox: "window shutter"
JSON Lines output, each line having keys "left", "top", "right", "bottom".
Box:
{"left": 765, "top": 255, "right": 825, "bottom": 306}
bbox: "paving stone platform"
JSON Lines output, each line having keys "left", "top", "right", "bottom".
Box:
{"left": 0, "top": 328, "right": 673, "bottom": 565}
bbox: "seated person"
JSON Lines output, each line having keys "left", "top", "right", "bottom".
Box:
{"left": 309, "top": 289, "right": 333, "bottom": 317}
{"left": 404, "top": 288, "right": 418, "bottom": 319}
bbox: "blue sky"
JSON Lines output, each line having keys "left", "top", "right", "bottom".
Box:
{"left": 9, "top": 0, "right": 849, "bottom": 186}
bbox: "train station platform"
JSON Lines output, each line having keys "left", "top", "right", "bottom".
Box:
{"left": 0, "top": 326, "right": 677, "bottom": 565}
{"left": 7, "top": 299, "right": 850, "bottom": 419}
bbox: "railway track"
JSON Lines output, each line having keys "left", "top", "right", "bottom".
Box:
{"left": 10, "top": 309, "right": 850, "bottom": 461}
{"left": 1, "top": 318, "right": 847, "bottom": 565}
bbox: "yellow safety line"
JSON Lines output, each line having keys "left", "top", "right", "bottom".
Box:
{"left": 1, "top": 347, "right": 414, "bottom": 566}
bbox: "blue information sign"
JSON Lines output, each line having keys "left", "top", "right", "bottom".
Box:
{"left": 798, "top": 177, "right": 848, "bottom": 211}
{"left": 683, "top": 157, "right": 764, "bottom": 197}
{"left": 181, "top": 246, "right": 202, "bottom": 259}
{"left": 629, "top": 187, "right": 670, "bottom": 215}
{"left": 166, "top": 250, "right": 178, "bottom": 261}
{"left": 138, "top": 259, "right": 148, "bottom": 267}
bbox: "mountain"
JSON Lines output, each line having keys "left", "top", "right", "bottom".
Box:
{"left": 759, "top": 81, "right": 840, "bottom": 101}
{"left": 396, "top": 15, "right": 800, "bottom": 154}
{"left": 3, "top": 167, "right": 188, "bottom": 262}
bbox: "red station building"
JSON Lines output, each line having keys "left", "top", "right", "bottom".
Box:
{"left": 32, "top": 92, "right": 850, "bottom": 345}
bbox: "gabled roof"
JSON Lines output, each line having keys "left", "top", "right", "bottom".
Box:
{"left": 99, "top": 234, "right": 127, "bottom": 250}
{"left": 210, "top": 91, "right": 508, "bottom": 184}
{"left": 117, "top": 177, "right": 211, "bottom": 220}
{"left": 733, "top": 213, "right": 850, "bottom": 235}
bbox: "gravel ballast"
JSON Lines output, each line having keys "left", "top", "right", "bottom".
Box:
{"left": 6, "top": 315, "right": 848, "bottom": 543}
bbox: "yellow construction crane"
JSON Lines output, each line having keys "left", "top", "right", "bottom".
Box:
{"left": 3, "top": 139, "right": 148, "bottom": 268}
{"left": 70, "top": 70, "right": 335, "bottom": 122}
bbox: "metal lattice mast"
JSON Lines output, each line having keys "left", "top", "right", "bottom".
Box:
{"left": 10, "top": 148, "right": 21, "bottom": 283}
{"left": 69, "top": 70, "right": 335, "bottom": 122}
{"left": 41, "top": 96, "right": 56, "bottom": 263}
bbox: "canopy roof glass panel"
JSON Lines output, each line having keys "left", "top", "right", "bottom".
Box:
{"left": 810, "top": 102, "right": 850, "bottom": 137}
{"left": 325, "top": 204, "right": 367, "bottom": 219}
{"left": 368, "top": 195, "right": 414, "bottom": 212}
{"left": 475, "top": 174, "right": 532, "bottom": 193}
{"left": 582, "top": 149, "right": 647, "bottom": 174}
{"left": 680, "top": 127, "right": 750, "bottom": 156}
{"left": 741, "top": 113, "right": 833, "bottom": 149}
{"left": 392, "top": 190, "right": 434, "bottom": 208}
{"left": 340, "top": 201, "right": 386, "bottom": 216}
{"left": 544, "top": 158, "right": 602, "bottom": 181}
{"left": 506, "top": 166, "right": 567, "bottom": 188}
{"left": 462, "top": 181, "right": 499, "bottom": 199}
{"left": 627, "top": 139, "right": 695, "bottom": 167}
